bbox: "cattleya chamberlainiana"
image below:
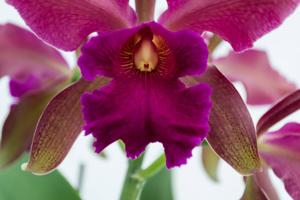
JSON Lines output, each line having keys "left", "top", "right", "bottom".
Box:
{"left": 0, "top": 0, "right": 300, "bottom": 199}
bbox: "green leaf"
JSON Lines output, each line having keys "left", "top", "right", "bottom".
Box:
{"left": 0, "top": 154, "right": 81, "bottom": 200}
{"left": 140, "top": 167, "right": 173, "bottom": 200}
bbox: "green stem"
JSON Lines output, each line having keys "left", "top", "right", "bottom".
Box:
{"left": 134, "top": 154, "right": 165, "bottom": 180}
{"left": 120, "top": 155, "right": 145, "bottom": 200}
{"left": 77, "top": 163, "right": 85, "bottom": 192}
{"left": 135, "top": 0, "right": 156, "bottom": 22}
{"left": 119, "top": 154, "right": 166, "bottom": 200}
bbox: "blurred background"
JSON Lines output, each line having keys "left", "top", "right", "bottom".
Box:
{"left": 1, "top": 1, "right": 300, "bottom": 199}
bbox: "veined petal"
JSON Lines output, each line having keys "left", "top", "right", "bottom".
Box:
{"left": 0, "top": 23, "right": 70, "bottom": 97}
{"left": 23, "top": 78, "right": 108, "bottom": 174}
{"left": 259, "top": 123, "right": 300, "bottom": 200}
{"left": 159, "top": 0, "right": 299, "bottom": 51}
{"left": 80, "top": 22, "right": 211, "bottom": 168}
{"left": 195, "top": 67, "right": 261, "bottom": 175}
{"left": 215, "top": 49, "right": 296, "bottom": 105}
{"left": 6, "top": 0, "right": 137, "bottom": 51}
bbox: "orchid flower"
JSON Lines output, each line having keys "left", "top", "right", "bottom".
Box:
{"left": 0, "top": 23, "right": 71, "bottom": 168}
{"left": 5, "top": 0, "right": 299, "bottom": 174}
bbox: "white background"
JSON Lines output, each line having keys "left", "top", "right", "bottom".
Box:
{"left": 1, "top": 1, "right": 300, "bottom": 199}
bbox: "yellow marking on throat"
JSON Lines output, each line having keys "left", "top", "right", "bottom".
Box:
{"left": 134, "top": 38, "right": 158, "bottom": 72}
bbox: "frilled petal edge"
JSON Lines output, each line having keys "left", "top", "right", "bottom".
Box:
{"left": 79, "top": 22, "right": 211, "bottom": 168}
{"left": 82, "top": 79, "right": 211, "bottom": 168}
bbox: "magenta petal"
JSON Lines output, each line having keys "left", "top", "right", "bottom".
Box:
{"left": 259, "top": 123, "right": 300, "bottom": 199}
{"left": 6, "top": 0, "right": 137, "bottom": 51}
{"left": 159, "top": 0, "right": 299, "bottom": 51}
{"left": 78, "top": 27, "right": 139, "bottom": 80}
{"left": 79, "top": 22, "right": 208, "bottom": 80}
{"left": 9, "top": 74, "right": 42, "bottom": 97}
{"left": 80, "top": 22, "right": 211, "bottom": 168}
{"left": 215, "top": 49, "right": 296, "bottom": 105}
{"left": 82, "top": 79, "right": 211, "bottom": 168}
{"left": 0, "top": 23, "right": 69, "bottom": 97}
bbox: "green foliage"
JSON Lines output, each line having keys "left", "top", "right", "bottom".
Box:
{"left": 0, "top": 154, "right": 81, "bottom": 200}
{"left": 140, "top": 167, "right": 173, "bottom": 200}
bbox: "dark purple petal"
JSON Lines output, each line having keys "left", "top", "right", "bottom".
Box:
{"left": 0, "top": 23, "right": 70, "bottom": 97}
{"left": 257, "top": 89, "right": 300, "bottom": 135}
{"left": 215, "top": 49, "right": 296, "bottom": 105}
{"left": 6, "top": 0, "right": 137, "bottom": 50}
{"left": 79, "top": 22, "right": 208, "bottom": 80}
{"left": 159, "top": 0, "right": 300, "bottom": 51}
{"left": 259, "top": 123, "right": 300, "bottom": 200}
{"left": 82, "top": 79, "right": 211, "bottom": 168}
{"left": 79, "top": 22, "right": 211, "bottom": 168}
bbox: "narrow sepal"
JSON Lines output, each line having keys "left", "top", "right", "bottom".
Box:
{"left": 197, "top": 66, "right": 261, "bottom": 175}
{"left": 23, "top": 78, "right": 108, "bottom": 174}
{"left": 257, "top": 90, "right": 300, "bottom": 135}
